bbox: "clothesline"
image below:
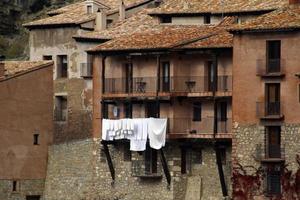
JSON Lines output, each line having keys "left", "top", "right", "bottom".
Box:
{"left": 102, "top": 118, "right": 167, "bottom": 151}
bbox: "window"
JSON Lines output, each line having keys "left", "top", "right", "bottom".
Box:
{"left": 33, "top": 134, "right": 39, "bottom": 145}
{"left": 181, "top": 148, "right": 202, "bottom": 174}
{"left": 145, "top": 147, "right": 158, "bottom": 174}
{"left": 266, "top": 126, "right": 281, "bottom": 158}
{"left": 87, "top": 5, "right": 92, "bottom": 14}
{"left": 161, "top": 61, "right": 170, "bottom": 92}
{"left": 266, "top": 83, "right": 280, "bottom": 116}
{"left": 57, "top": 55, "right": 68, "bottom": 78}
{"left": 266, "top": 165, "right": 281, "bottom": 195}
{"left": 204, "top": 15, "right": 211, "bottom": 24}
{"left": 54, "top": 96, "right": 67, "bottom": 121}
{"left": 43, "top": 55, "right": 52, "bottom": 60}
{"left": 266, "top": 40, "right": 281, "bottom": 73}
{"left": 124, "top": 102, "right": 132, "bottom": 118}
{"left": 220, "top": 102, "right": 227, "bottom": 121}
{"left": 124, "top": 63, "right": 133, "bottom": 93}
{"left": 193, "top": 102, "right": 202, "bottom": 121}
{"left": 12, "top": 180, "right": 17, "bottom": 192}
{"left": 102, "top": 103, "right": 108, "bottom": 119}
{"left": 161, "top": 16, "right": 172, "bottom": 23}
{"left": 26, "top": 196, "right": 41, "bottom": 200}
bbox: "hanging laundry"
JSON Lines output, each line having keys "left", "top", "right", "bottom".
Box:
{"left": 148, "top": 118, "right": 167, "bottom": 150}
{"left": 130, "top": 118, "right": 147, "bottom": 151}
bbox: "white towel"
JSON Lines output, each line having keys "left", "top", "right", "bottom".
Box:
{"left": 148, "top": 118, "right": 167, "bottom": 150}
{"left": 130, "top": 139, "right": 147, "bottom": 151}
{"left": 129, "top": 118, "right": 147, "bottom": 151}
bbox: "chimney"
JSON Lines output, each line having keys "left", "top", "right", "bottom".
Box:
{"left": 119, "top": 0, "right": 126, "bottom": 21}
{"left": 289, "top": 0, "right": 300, "bottom": 4}
{"left": 95, "top": 8, "right": 107, "bottom": 31}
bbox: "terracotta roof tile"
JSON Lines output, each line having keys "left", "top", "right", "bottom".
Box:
{"left": 1, "top": 61, "right": 53, "bottom": 78}
{"left": 24, "top": 0, "right": 150, "bottom": 27}
{"left": 88, "top": 17, "right": 235, "bottom": 52}
{"left": 150, "top": 0, "right": 288, "bottom": 15}
{"left": 229, "top": 5, "right": 300, "bottom": 32}
{"left": 74, "top": 9, "right": 158, "bottom": 40}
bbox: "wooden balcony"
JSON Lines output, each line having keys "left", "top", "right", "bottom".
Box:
{"left": 103, "top": 75, "right": 232, "bottom": 98}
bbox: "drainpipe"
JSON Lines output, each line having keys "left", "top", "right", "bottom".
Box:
{"left": 212, "top": 51, "right": 228, "bottom": 198}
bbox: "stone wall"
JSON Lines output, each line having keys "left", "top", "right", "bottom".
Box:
{"left": 44, "top": 139, "right": 232, "bottom": 200}
{"left": 0, "top": 179, "right": 45, "bottom": 200}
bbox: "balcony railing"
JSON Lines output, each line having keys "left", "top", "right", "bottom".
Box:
{"left": 256, "top": 59, "right": 285, "bottom": 76}
{"left": 256, "top": 101, "right": 283, "bottom": 118}
{"left": 168, "top": 117, "right": 232, "bottom": 134}
{"left": 255, "top": 144, "right": 285, "bottom": 161}
{"left": 104, "top": 75, "right": 232, "bottom": 94}
{"left": 80, "top": 63, "right": 93, "bottom": 77}
{"left": 104, "top": 77, "right": 157, "bottom": 94}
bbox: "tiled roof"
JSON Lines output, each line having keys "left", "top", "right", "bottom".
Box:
{"left": 74, "top": 9, "right": 158, "bottom": 40}
{"left": 149, "top": 0, "right": 288, "bottom": 15}
{"left": 0, "top": 61, "right": 53, "bottom": 79}
{"left": 24, "top": 0, "right": 151, "bottom": 27}
{"left": 88, "top": 17, "right": 234, "bottom": 52}
{"left": 229, "top": 5, "right": 300, "bottom": 32}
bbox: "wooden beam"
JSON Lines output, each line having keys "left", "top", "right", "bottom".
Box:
{"left": 159, "top": 149, "right": 171, "bottom": 188}
{"left": 101, "top": 141, "right": 115, "bottom": 184}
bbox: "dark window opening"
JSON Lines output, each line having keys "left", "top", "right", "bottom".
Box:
{"left": 205, "top": 61, "right": 214, "bottom": 92}
{"left": 193, "top": 102, "right": 202, "bottom": 121}
{"left": 87, "top": 5, "right": 92, "bottom": 14}
{"left": 204, "top": 15, "right": 211, "bottom": 24}
{"left": 33, "top": 134, "right": 39, "bottom": 145}
{"left": 43, "top": 55, "right": 52, "bottom": 60}
{"left": 145, "top": 147, "right": 158, "bottom": 174}
{"left": 26, "top": 195, "right": 41, "bottom": 200}
{"left": 266, "top": 83, "right": 280, "bottom": 116}
{"left": 161, "top": 61, "right": 170, "bottom": 92}
{"left": 266, "top": 126, "right": 281, "bottom": 159}
{"left": 266, "top": 165, "right": 281, "bottom": 195}
{"left": 220, "top": 102, "right": 228, "bottom": 121}
{"left": 124, "top": 63, "right": 133, "bottom": 93}
{"left": 145, "top": 102, "right": 159, "bottom": 118}
{"left": 57, "top": 55, "right": 68, "bottom": 78}
{"left": 54, "top": 96, "right": 67, "bottom": 121}
{"left": 103, "top": 103, "right": 109, "bottom": 119}
{"left": 12, "top": 180, "right": 17, "bottom": 192}
{"left": 266, "top": 40, "right": 281, "bottom": 73}
{"left": 124, "top": 102, "right": 132, "bottom": 118}
{"left": 123, "top": 142, "right": 132, "bottom": 162}
{"left": 161, "top": 16, "right": 172, "bottom": 23}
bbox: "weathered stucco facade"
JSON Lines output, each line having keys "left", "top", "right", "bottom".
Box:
{"left": 0, "top": 62, "right": 53, "bottom": 199}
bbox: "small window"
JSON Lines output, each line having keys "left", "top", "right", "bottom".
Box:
{"left": 266, "top": 40, "right": 281, "bottom": 73}
{"left": 87, "top": 5, "right": 92, "bottom": 14}
{"left": 54, "top": 96, "right": 68, "bottom": 121}
{"left": 43, "top": 55, "right": 52, "bottom": 60}
{"left": 57, "top": 55, "right": 68, "bottom": 78}
{"left": 267, "top": 167, "right": 281, "bottom": 195}
{"left": 193, "top": 102, "right": 202, "bottom": 121}
{"left": 161, "top": 16, "right": 172, "bottom": 23}
{"left": 204, "top": 15, "right": 211, "bottom": 24}
{"left": 123, "top": 142, "right": 131, "bottom": 162}
{"left": 124, "top": 102, "right": 132, "bottom": 118}
{"left": 102, "top": 103, "right": 109, "bottom": 119}
{"left": 26, "top": 195, "right": 41, "bottom": 200}
{"left": 220, "top": 102, "right": 227, "bottom": 121}
{"left": 12, "top": 180, "right": 17, "bottom": 192}
{"left": 33, "top": 134, "right": 39, "bottom": 145}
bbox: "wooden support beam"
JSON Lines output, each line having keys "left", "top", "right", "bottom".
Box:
{"left": 101, "top": 141, "right": 115, "bottom": 184}
{"left": 159, "top": 149, "right": 171, "bottom": 188}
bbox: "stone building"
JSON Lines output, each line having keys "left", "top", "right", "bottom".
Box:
{"left": 0, "top": 61, "right": 53, "bottom": 200}
{"left": 230, "top": 1, "right": 300, "bottom": 199}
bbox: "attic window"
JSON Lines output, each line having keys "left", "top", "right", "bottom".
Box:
{"left": 33, "top": 134, "right": 39, "bottom": 145}
{"left": 204, "top": 15, "right": 211, "bottom": 24}
{"left": 87, "top": 5, "right": 92, "bottom": 14}
{"left": 161, "top": 16, "right": 172, "bottom": 24}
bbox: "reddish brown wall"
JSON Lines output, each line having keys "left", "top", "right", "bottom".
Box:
{"left": 0, "top": 65, "right": 53, "bottom": 179}
{"left": 233, "top": 32, "right": 300, "bottom": 125}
